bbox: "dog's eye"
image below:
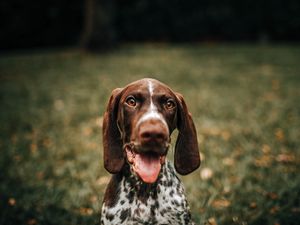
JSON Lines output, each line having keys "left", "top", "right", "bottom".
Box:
{"left": 126, "top": 96, "right": 136, "bottom": 107}
{"left": 165, "top": 99, "right": 175, "bottom": 110}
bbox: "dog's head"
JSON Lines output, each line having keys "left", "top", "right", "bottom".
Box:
{"left": 102, "top": 78, "right": 200, "bottom": 183}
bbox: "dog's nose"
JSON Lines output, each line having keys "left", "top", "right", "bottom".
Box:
{"left": 140, "top": 130, "right": 165, "bottom": 142}
{"left": 138, "top": 120, "right": 169, "bottom": 145}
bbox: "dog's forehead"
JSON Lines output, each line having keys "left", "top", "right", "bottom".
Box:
{"left": 124, "top": 78, "right": 172, "bottom": 95}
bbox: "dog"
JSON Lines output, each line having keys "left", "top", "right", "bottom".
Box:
{"left": 101, "top": 78, "right": 200, "bottom": 224}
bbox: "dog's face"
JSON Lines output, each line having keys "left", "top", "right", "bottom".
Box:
{"left": 117, "top": 79, "right": 178, "bottom": 183}
{"left": 103, "top": 78, "right": 200, "bottom": 183}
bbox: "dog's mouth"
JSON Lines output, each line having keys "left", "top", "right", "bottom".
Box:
{"left": 124, "top": 144, "right": 167, "bottom": 184}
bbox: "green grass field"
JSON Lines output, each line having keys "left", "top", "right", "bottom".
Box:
{"left": 0, "top": 44, "right": 299, "bottom": 225}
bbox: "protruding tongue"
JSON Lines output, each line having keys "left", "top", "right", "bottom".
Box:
{"left": 134, "top": 153, "right": 161, "bottom": 183}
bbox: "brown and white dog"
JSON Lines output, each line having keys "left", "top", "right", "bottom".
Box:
{"left": 101, "top": 78, "right": 200, "bottom": 225}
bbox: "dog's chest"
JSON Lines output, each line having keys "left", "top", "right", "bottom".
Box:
{"left": 101, "top": 162, "right": 193, "bottom": 225}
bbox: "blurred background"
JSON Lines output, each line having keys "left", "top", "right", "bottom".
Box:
{"left": 1, "top": 0, "right": 300, "bottom": 51}
{"left": 0, "top": 0, "right": 300, "bottom": 225}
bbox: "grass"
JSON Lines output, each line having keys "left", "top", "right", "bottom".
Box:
{"left": 0, "top": 44, "right": 299, "bottom": 225}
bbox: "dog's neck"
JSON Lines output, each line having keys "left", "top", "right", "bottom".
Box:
{"left": 121, "top": 161, "right": 173, "bottom": 202}
{"left": 102, "top": 160, "right": 194, "bottom": 225}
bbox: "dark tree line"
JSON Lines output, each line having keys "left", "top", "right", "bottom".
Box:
{"left": 1, "top": 0, "right": 299, "bottom": 50}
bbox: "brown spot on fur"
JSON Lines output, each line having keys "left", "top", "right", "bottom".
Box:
{"left": 103, "top": 174, "right": 122, "bottom": 207}
{"left": 120, "top": 208, "right": 131, "bottom": 223}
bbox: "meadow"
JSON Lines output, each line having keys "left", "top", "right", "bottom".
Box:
{"left": 0, "top": 44, "right": 299, "bottom": 224}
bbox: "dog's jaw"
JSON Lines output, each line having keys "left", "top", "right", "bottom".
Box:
{"left": 124, "top": 144, "right": 167, "bottom": 183}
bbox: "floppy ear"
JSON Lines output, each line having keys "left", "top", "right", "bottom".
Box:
{"left": 174, "top": 93, "right": 201, "bottom": 175}
{"left": 102, "top": 88, "right": 124, "bottom": 174}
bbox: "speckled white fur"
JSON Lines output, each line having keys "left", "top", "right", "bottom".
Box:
{"left": 101, "top": 161, "right": 194, "bottom": 225}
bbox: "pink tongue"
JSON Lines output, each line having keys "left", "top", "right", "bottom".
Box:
{"left": 134, "top": 153, "right": 161, "bottom": 183}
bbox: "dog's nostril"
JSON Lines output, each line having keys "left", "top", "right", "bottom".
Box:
{"left": 155, "top": 133, "right": 165, "bottom": 140}
{"left": 141, "top": 132, "right": 152, "bottom": 139}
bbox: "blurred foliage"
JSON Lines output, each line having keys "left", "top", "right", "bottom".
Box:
{"left": 1, "top": 0, "right": 300, "bottom": 50}
{"left": 0, "top": 44, "right": 300, "bottom": 224}
{"left": 0, "top": 0, "right": 83, "bottom": 50}
{"left": 116, "top": 0, "right": 300, "bottom": 42}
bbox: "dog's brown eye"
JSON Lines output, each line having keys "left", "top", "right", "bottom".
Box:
{"left": 126, "top": 96, "right": 136, "bottom": 107}
{"left": 166, "top": 99, "right": 175, "bottom": 109}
